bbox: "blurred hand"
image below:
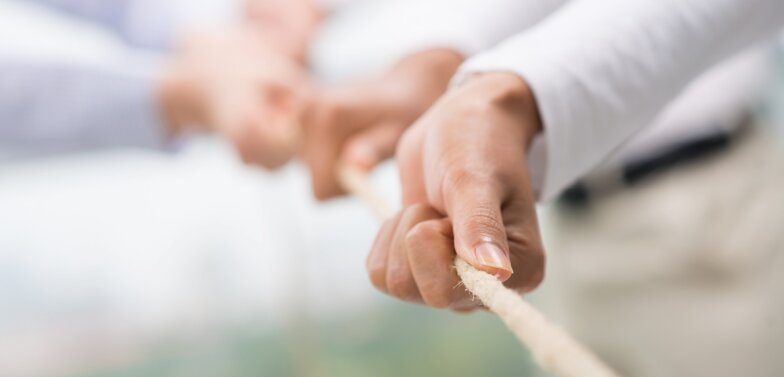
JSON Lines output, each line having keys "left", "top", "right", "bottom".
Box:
{"left": 245, "top": 0, "right": 322, "bottom": 62}
{"left": 301, "top": 49, "right": 463, "bottom": 200}
{"left": 367, "top": 73, "right": 546, "bottom": 310}
{"left": 159, "top": 29, "right": 312, "bottom": 169}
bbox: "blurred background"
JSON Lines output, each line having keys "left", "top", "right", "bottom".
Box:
{"left": 2, "top": 1, "right": 784, "bottom": 376}
{"left": 0, "top": 145, "right": 537, "bottom": 377}
{"left": 0, "top": 1, "right": 540, "bottom": 376}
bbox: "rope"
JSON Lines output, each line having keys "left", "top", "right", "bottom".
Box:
{"left": 337, "top": 164, "right": 621, "bottom": 377}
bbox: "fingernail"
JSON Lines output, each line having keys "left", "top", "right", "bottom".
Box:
{"left": 475, "top": 242, "right": 513, "bottom": 277}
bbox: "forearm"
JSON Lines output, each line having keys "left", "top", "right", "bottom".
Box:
{"left": 459, "top": 0, "right": 784, "bottom": 200}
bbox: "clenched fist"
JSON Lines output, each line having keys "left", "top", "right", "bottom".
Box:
{"left": 367, "top": 72, "right": 546, "bottom": 310}
{"left": 160, "top": 29, "right": 312, "bottom": 168}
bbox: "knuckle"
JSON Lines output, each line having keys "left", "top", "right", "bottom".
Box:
{"left": 421, "top": 284, "right": 453, "bottom": 309}
{"left": 441, "top": 165, "right": 512, "bottom": 197}
{"left": 442, "top": 165, "right": 491, "bottom": 189}
{"left": 440, "top": 168, "right": 501, "bottom": 207}
{"left": 395, "top": 128, "right": 418, "bottom": 162}
{"left": 404, "top": 220, "right": 439, "bottom": 247}
{"left": 442, "top": 166, "right": 474, "bottom": 189}
{"left": 464, "top": 208, "right": 505, "bottom": 236}
{"left": 386, "top": 269, "right": 415, "bottom": 300}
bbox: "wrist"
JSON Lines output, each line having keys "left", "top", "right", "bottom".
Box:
{"left": 157, "top": 64, "right": 199, "bottom": 137}
{"left": 459, "top": 72, "right": 542, "bottom": 148}
{"left": 394, "top": 49, "right": 464, "bottom": 78}
{"left": 392, "top": 49, "right": 463, "bottom": 94}
{"left": 384, "top": 49, "right": 465, "bottom": 119}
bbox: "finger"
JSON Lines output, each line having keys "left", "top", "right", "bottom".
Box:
{"left": 300, "top": 98, "right": 347, "bottom": 200}
{"left": 405, "top": 218, "right": 479, "bottom": 310}
{"left": 342, "top": 121, "right": 406, "bottom": 171}
{"left": 443, "top": 173, "right": 513, "bottom": 281}
{"left": 396, "top": 125, "right": 428, "bottom": 206}
{"left": 385, "top": 204, "right": 441, "bottom": 304}
{"left": 264, "top": 97, "right": 302, "bottom": 147}
{"left": 366, "top": 211, "right": 403, "bottom": 293}
{"left": 232, "top": 107, "right": 296, "bottom": 169}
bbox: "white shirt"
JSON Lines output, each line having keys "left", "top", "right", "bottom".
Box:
{"left": 312, "top": 0, "right": 565, "bottom": 82}
{"left": 458, "top": 0, "right": 784, "bottom": 201}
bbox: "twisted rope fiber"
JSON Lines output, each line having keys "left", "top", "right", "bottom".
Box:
{"left": 338, "top": 164, "right": 620, "bottom": 377}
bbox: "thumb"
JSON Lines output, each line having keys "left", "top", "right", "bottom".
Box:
{"left": 341, "top": 121, "right": 406, "bottom": 171}
{"left": 446, "top": 179, "right": 513, "bottom": 281}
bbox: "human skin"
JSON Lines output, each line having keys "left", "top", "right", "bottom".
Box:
{"left": 300, "top": 49, "right": 464, "bottom": 200}
{"left": 367, "top": 72, "right": 546, "bottom": 310}
{"left": 158, "top": 28, "right": 312, "bottom": 168}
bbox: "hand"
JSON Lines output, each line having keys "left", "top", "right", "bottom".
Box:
{"left": 159, "top": 29, "right": 312, "bottom": 169}
{"left": 244, "top": 0, "right": 322, "bottom": 62}
{"left": 367, "top": 72, "right": 546, "bottom": 310}
{"left": 300, "top": 49, "right": 463, "bottom": 200}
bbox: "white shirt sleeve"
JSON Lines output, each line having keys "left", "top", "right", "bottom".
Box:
{"left": 0, "top": 1, "right": 171, "bottom": 154}
{"left": 27, "top": 0, "right": 242, "bottom": 50}
{"left": 0, "top": 56, "right": 168, "bottom": 155}
{"left": 388, "top": 0, "right": 569, "bottom": 58}
{"left": 457, "top": 0, "right": 784, "bottom": 201}
{"left": 312, "top": 0, "right": 567, "bottom": 82}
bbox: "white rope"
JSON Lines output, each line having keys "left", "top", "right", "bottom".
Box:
{"left": 337, "top": 164, "right": 621, "bottom": 377}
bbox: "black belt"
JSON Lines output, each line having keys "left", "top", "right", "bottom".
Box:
{"left": 558, "top": 127, "right": 746, "bottom": 208}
